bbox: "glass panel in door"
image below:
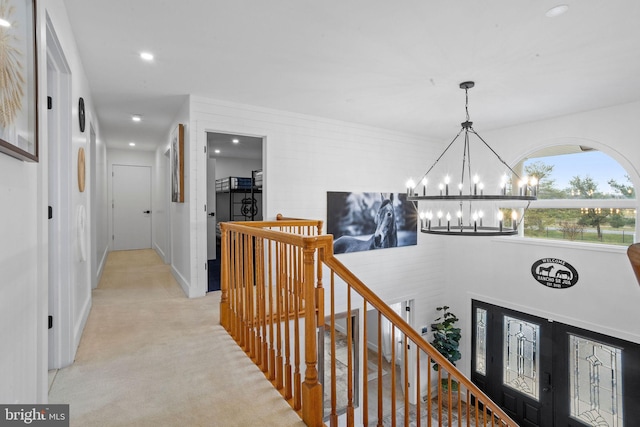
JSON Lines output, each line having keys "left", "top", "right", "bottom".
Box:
{"left": 503, "top": 315, "right": 540, "bottom": 401}
{"left": 569, "top": 335, "right": 623, "bottom": 427}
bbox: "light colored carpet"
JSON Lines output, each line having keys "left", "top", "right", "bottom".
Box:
{"left": 48, "top": 249, "right": 305, "bottom": 427}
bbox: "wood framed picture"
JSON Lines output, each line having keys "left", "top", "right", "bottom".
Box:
{"left": 0, "top": 0, "right": 38, "bottom": 162}
{"left": 171, "top": 123, "right": 185, "bottom": 203}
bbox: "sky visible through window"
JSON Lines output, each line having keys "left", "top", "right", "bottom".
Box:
{"left": 524, "top": 150, "right": 629, "bottom": 195}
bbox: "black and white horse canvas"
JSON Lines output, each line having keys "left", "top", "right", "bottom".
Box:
{"left": 327, "top": 192, "right": 417, "bottom": 254}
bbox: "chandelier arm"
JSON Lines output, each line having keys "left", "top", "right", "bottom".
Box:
{"left": 460, "top": 129, "right": 469, "bottom": 190}
{"left": 417, "top": 127, "right": 465, "bottom": 183}
{"left": 468, "top": 128, "right": 523, "bottom": 181}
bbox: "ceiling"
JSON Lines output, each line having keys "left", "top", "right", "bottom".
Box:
{"left": 62, "top": 1, "right": 640, "bottom": 152}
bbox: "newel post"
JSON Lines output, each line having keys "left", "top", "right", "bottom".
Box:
{"left": 301, "top": 244, "right": 323, "bottom": 427}
{"left": 220, "top": 224, "right": 230, "bottom": 329}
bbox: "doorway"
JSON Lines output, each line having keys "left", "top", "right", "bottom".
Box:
{"left": 206, "top": 132, "right": 263, "bottom": 292}
{"left": 471, "top": 300, "right": 640, "bottom": 426}
{"left": 112, "top": 165, "right": 152, "bottom": 250}
{"left": 47, "top": 17, "right": 73, "bottom": 369}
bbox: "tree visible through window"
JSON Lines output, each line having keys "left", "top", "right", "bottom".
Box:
{"left": 519, "top": 147, "right": 636, "bottom": 245}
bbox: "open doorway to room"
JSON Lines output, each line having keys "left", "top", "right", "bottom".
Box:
{"left": 206, "top": 132, "right": 263, "bottom": 292}
{"left": 364, "top": 300, "right": 415, "bottom": 424}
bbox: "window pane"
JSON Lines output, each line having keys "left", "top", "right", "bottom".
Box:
{"left": 475, "top": 308, "right": 487, "bottom": 375}
{"left": 523, "top": 149, "right": 633, "bottom": 200}
{"left": 503, "top": 316, "right": 540, "bottom": 400}
{"left": 569, "top": 335, "right": 623, "bottom": 427}
{"left": 524, "top": 208, "right": 636, "bottom": 246}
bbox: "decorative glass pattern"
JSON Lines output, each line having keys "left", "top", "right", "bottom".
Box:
{"left": 475, "top": 308, "right": 487, "bottom": 375}
{"left": 503, "top": 316, "right": 540, "bottom": 400}
{"left": 569, "top": 335, "right": 623, "bottom": 427}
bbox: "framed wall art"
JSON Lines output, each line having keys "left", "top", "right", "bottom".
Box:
{"left": 0, "top": 0, "right": 38, "bottom": 162}
{"left": 171, "top": 123, "right": 185, "bottom": 203}
{"left": 327, "top": 191, "right": 417, "bottom": 254}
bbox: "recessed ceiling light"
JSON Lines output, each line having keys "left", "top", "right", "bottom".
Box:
{"left": 140, "top": 52, "right": 154, "bottom": 61}
{"left": 0, "top": 18, "right": 11, "bottom": 28}
{"left": 129, "top": 142, "right": 136, "bottom": 147}
{"left": 132, "top": 115, "right": 142, "bottom": 122}
{"left": 545, "top": 4, "right": 569, "bottom": 17}
{"left": 232, "top": 139, "right": 239, "bottom": 144}
{"left": 214, "top": 149, "right": 221, "bottom": 154}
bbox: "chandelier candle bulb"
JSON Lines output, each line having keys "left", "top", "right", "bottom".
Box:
{"left": 422, "top": 177, "right": 428, "bottom": 196}
{"left": 458, "top": 183, "right": 463, "bottom": 196}
{"left": 446, "top": 213, "right": 451, "bottom": 232}
{"left": 473, "top": 175, "right": 479, "bottom": 195}
{"left": 444, "top": 176, "right": 450, "bottom": 195}
{"left": 419, "top": 211, "right": 425, "bottom": 229}
{"left": 437, "top": 210, "right": 443, "bottom": 227}
{"left": 479, "top": 182, "right": 485, "bottom": 196}
{"left": 512, "top": 210, "right": 518, "bottom": 230}
{"left": 457, "top": 210, "right": 462, "bottom": 226}
{"left": 439, "top": 183, "right": 444, "bottom": 196}
{"left": 498, "top": 211, "right": 504, "bottom": 232}
{"left": 472, "top": 212, "right": 479, "bottom": 232}
{"left": 479, "top": 211, "right": 484, "bottom": 227}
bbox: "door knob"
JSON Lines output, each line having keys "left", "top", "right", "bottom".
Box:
{"left": 143, "top": 210, "right": 151, "bottom": 214}
{"left": 208, "top": 212, "right": 215, "bottom": 217}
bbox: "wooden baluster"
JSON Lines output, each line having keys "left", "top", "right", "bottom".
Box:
{"left": 268, "top": 239, "right": 276, "bottom": 380}
{"left": 447, "top": 373, "right": 452, "bottom": 427}
{"left": 301, "top": 246, "right": 322, "bottom": 427}
{"left": 416, "top": 350, "right": 421, "bottom": 427}
{"left": 246, "top": 234, "right": 254, "bottom": 357}
{"left": 235, "top": 233, "right": 242, "bottom": 343}
{"left": 329, "top": 271, "right": 337, "bottom": 427}
{"left": 437, "top": 366, "right": 442, "bottom": 426}
{"left": 220, "top": 226, "right": 230, "bottom": 329}
{"left": 404, "top": 335, "right": 409, "bottom": 427}
{"left": 293, "top": 245, "right": 302, "bottom": 410}
{"left": 377, "top": 312, "right": 383, "bottom": 427}
{"left": 362, "top": 300, "right": 369, "bottom": 427}
{"left": 346, "top": 284, "right": 354, "bottom": 426}
{"left": 427, "top": 353, "right": 432, "bottom": 427}
{"left": 257, "top": 237, "right": 266, "bottom": 370}
{"left": 466, "top": 389, "right": 471, "bottom": 427}
{"left": 275, "top": 242, "right": 284, "bottom": 390}
{"left": 391, "top": 323, "right": 396, "bottom": 427}
{"left": 284, "top": 245, "right": 292, "bottom": 400}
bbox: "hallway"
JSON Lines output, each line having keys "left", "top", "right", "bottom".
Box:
{"left": 48, "top": 250, "right": 305, "bottom": 427}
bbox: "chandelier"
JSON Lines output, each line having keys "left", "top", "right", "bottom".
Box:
{"left": 407, "top": 81, "right": 537, "bottom": 236}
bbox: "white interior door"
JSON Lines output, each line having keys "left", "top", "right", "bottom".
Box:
{"left": 112, "top": 165, "right": 152, "bottom": 250}
{"left": 207, "top": 157, "right": 217, "bottom": 260}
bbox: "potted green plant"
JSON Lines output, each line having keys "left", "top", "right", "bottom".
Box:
{"left": 431, "top": 306, "right": 462, "bottom": 402}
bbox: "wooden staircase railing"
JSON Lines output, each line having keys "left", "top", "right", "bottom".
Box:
{"left": 219, "top": 215, "right": 519, "bottom": 427}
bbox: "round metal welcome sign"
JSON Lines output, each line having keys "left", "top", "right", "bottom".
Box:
{"left": 531, "top": 258, "right": 579, "bottom": 289}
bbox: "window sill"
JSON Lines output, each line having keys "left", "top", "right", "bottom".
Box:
{"left": 492, "top": 236, "right": 631, "bottom": 254}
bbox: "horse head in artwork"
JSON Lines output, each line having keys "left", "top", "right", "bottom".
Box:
{"left": 333, "top": 193, "right": 399, "bottom": 254}
{"left": 372, "top": 194, "right": 398, "bottom": 248}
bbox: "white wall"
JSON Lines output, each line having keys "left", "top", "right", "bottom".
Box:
{"left": 442, "top": 101, "right": 640, "bottom": 378}
{"left": 0, "top": 0, "right": 102, "bottom": 402}
{"left": 93, "top": 126, "right": 109, "bottom": 284}
{"left": 153, "top": 146, "right": 170, "bottom": 262}
{"left": 163, "top": 98, "right": 191, "bottom": 295}
{"left": 214, "top": 157, "right": 262, "bottom": 180}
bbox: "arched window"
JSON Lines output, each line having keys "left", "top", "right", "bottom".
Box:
{"left": 517, "top": 145, "right": 636, "bottom": 245}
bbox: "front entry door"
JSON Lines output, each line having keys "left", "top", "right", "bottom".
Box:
{"left": 472, "top": 301, "right": 553, "bottom": 426}
{"left": 472, "top": 300, "right": 640, "bottom": 427}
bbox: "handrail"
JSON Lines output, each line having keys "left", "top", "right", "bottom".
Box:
{"left": 219, "top": 215, "right": 519, "bottom": 427}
